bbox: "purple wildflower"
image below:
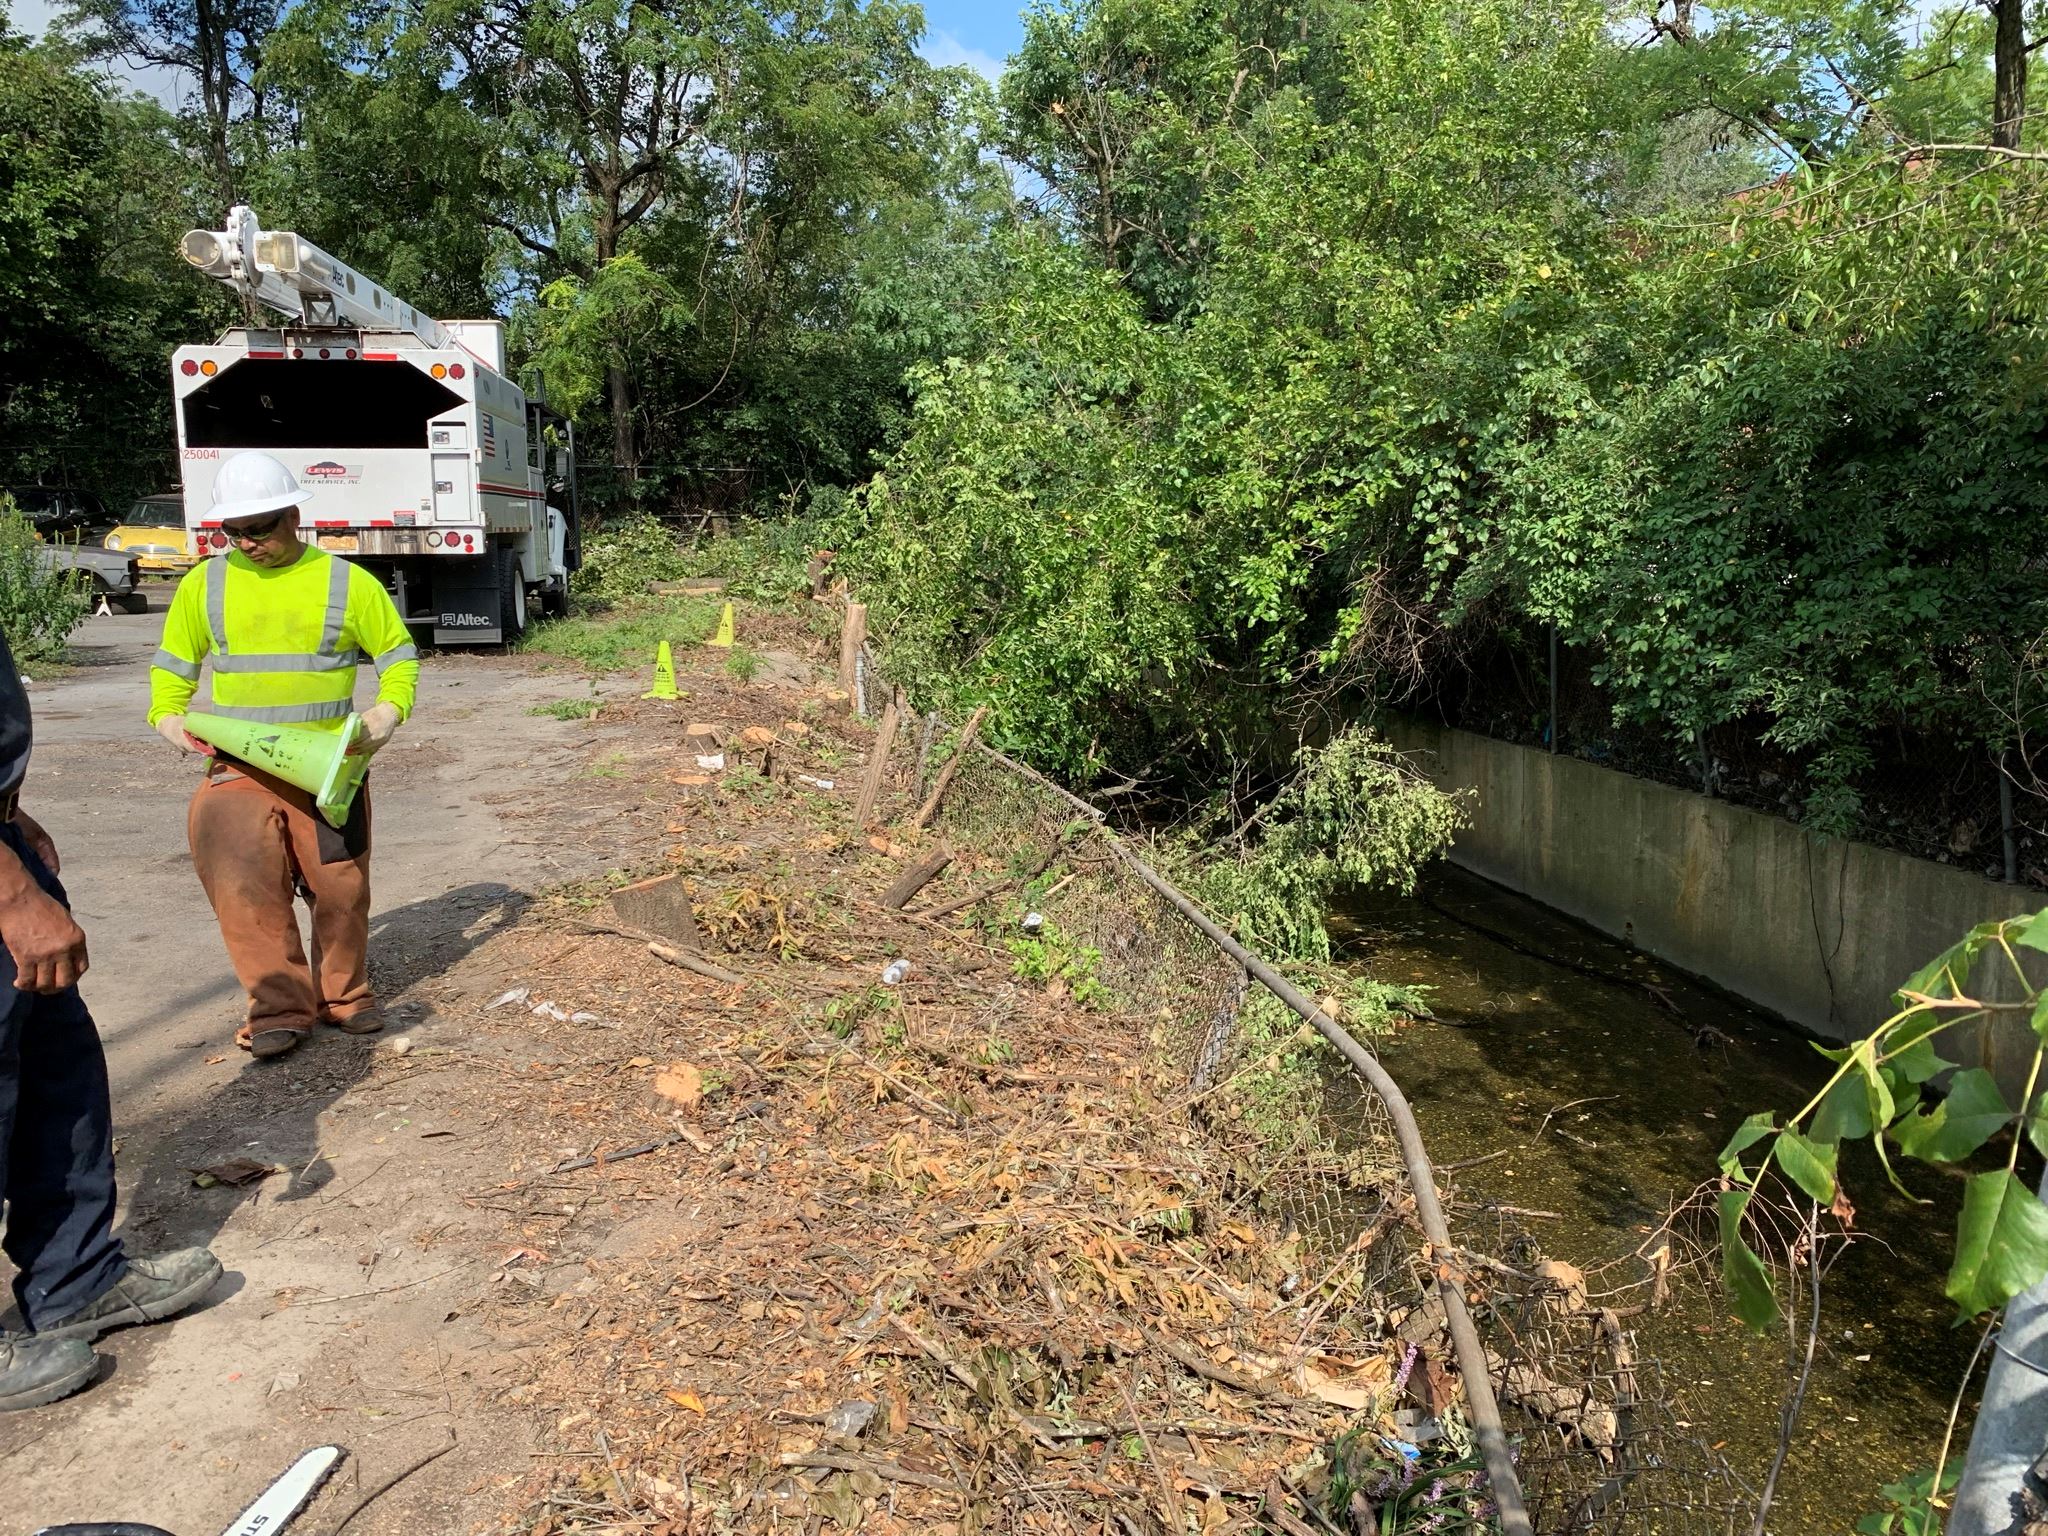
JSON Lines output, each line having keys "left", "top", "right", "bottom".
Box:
{"left": 1391, "top": 1342, "right": 1420, "bottom": 1394}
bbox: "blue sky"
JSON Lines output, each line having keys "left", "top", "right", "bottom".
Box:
{"left": 8, "top": 0, "right": 1029, "bottom": 102}
{"left": 916, "top": 0, "right": 1027, "bottom": 81}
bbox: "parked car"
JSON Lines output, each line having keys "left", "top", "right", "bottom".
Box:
{"left": 4, "top": 485, "right": 114, "bottom": 542}
{"left": 104, "top": 493, "right": 201, "bottom": 573}
{"left": 3, "top": 486, "right": 146, "bottom": 612}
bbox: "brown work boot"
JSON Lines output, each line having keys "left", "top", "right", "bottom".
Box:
{"left": 0, "top": 1336, "right": 97, "bottom": 1411}
{"left": 236, "top": 1023, "right": 307, "bottom": 1058}
{"left": 324, "top": 1006, "right": 383, "bottom": 1036}
{"left": 33, "top": 1248, "right": 223, "bottom": 1344}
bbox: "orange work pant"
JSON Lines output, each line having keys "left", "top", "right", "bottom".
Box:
{"left": 188, "top": 763, "right": 375, "bottom": 1038}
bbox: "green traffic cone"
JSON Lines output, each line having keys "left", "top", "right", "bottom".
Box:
{"left": 182, "top": 710, "right": 369, "bottom": 830}
{"left": 706, "top": 603, "right": 735, "bottom": 648}
{"left": 643, "top": 641, "right": 681, "bottom": 700}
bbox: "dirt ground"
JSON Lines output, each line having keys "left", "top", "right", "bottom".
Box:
{"left": 3, "top": 597, "right": 678, "bottom": 1535}
{"left": 0, "top": 593, "right": 1410, "bottom": 1536}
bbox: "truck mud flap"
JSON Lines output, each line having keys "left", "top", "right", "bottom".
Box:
{"left": 431, "top": 557, "right": 503, "bottom": 645}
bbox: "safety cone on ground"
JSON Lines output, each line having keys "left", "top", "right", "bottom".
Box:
{"left": 180, "top": 711, "right": 369, "bottom": 830}
{"left": 643, "top": 641, "right": 681, "bottom": 701}
{"left": 706, "top": 602, "right": 735, "bottom": 649}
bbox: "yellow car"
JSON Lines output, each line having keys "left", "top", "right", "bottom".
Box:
{"left": 104, "top": 494, "right": 201, "bottom": 573}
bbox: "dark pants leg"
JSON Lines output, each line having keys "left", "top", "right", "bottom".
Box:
{"left": 0, "top": 824, "right": 125, "bottom": 1329}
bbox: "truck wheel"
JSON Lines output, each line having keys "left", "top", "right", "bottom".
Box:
{"left": 498, "top": 552, "right": 528, "bottom": 643}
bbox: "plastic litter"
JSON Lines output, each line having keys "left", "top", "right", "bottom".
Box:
{"left": 484, "top": 987, "right": 530, "bottom": 1011}
{"left": 880, "top": 959, "right": 909, "bottom": 986}
{"left": 1022, "top": 911, "right": 1045, "bottom": 933}
{"left": 695, "top": 753, "right": 725, "bottom": 771}
{"left": 797, "top": 774, "right": 836, "bottom": 790}
{"left": 826, "top": 1400, "right": 878, "bottom": 1439}
{"left": 532, "top": 1001, "right": 571, "bottom": 1022}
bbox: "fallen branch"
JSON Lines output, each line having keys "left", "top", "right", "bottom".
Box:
{"left": 1141, "top": 1326, "right": 1297, "bottom": 1402}
{"left": 778, "top": 1451, "right": 959, "bottom": 1493}
{"left": 915, "top": 878, "right": 1010, "bottom": 921}
{"left": 325, "top": 1432, "right": 456, "bottom": 1535}
{"left": 881, "top": 846, "right": 953, "bottom": 909}
{"left": 649, "top": 942, "right": 748, "bottom": 986}
{"left": 547, "top": 1127, "right": 710, "bottom": 1176}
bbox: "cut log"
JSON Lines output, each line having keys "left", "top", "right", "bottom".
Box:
{"left": 837, "top": 601, "right": 868, "bottom": 697}
{"left": 611, "top": 873, "right": 703, "bottom": 951}
{"left": 851, "top": 687, "right": 903, "bottom": 829}
{"left": 911, "top": 706, "right": 989, "bottom": 830}
{"left": 881, "top": 847, "right": 953, "bottom": 910}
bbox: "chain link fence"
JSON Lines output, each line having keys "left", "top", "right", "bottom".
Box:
{"left": 867, "top": 668, "right": 1755, "bottom": 1535}
{"left": 1431, "top": 625, "right": 2048, "bottom": 889}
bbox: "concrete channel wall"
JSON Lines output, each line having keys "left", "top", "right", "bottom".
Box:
{"left": 1386, "top": 718, "right": 2045, "bottom": 1088}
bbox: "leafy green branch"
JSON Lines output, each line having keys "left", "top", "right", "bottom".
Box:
{"left": 1719, "top": 912, "right": 2048, "bottom": 1331}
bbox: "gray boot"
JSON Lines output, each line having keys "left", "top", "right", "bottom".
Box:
{"left": 0, "top": 1335, "right": 98, "bottom": 1411}
{"left": 33, "top": 1248, "right": 223, "bottom": 1344}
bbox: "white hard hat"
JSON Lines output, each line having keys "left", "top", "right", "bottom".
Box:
{"left": 211, "top": 451, "right": 312, "bottom": 521}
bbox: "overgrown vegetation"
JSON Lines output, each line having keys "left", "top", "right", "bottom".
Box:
{"left": 836, "top": 0, "right": 2048, "bottom": 841}
{"left": 0, "top": 505, "right": 92, "bottom": 663}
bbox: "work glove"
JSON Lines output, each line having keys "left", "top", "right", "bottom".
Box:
{"left": 157, "top": 715, "right": 212, "bottom": 755}
{"left": 352, "top": 702, "right": 402, "bottom": 757}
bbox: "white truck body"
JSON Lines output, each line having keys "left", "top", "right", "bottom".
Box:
{"left": 172, "top": 208, "right": 580, "bottom": 644}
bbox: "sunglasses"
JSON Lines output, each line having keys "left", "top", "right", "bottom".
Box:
{"left": 224, "top": 514, "right": 288, "bottom": 543}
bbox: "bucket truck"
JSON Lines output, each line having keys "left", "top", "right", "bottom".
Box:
{"left": 172, "top": 207, "right": 580, "bottom": 644}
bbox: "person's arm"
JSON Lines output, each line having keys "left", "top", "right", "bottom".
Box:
{"left": 350, "top": 569, "right": 419, "bottom": 754}
{"left": 0, "top": 830, "right": 87, "bottom": 992}
{"left": 148, "top": 570, "right": 213, "bottom": 749}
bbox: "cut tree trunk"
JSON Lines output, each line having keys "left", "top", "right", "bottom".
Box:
{"left": 852, "top": 688, "right": 904, "bottom": 829}
{"left": 611, "top": 873, "right": 702, "bottom": 952}
{"left": 838, "top": 602, "right": 868, "bottom": 698}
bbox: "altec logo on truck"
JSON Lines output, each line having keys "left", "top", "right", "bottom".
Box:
{"left": 174, "top": 206, "right": 581, "bottom": 644}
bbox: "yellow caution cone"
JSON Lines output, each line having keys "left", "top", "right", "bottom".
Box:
{"left": 643, "top": 641, "right": 681, "bottom": 701}
{"left": 706, "top": 602, "right": 735, "bottom": 649}
{"left": 181, "top": 711, "right": 369, "bottom": 830}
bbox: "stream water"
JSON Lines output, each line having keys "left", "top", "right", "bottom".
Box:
{"left": 1335, "top": 865, "right": 2013, "bottom": 1535}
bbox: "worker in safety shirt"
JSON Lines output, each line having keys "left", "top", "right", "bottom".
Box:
{"left": 147, "top": 451, "right": 419, "bottom": 1060}
{"left": 0, "top": 626, "right": 221, "bottom": 1412}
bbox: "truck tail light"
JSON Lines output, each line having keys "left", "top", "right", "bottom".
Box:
{"left": 208, "top": 531, "right": 227, "bottom": 550}
{"left": 426, "top": 532, "right": 442, "bottom": 548}
{"left": 179, "top": 359, "right": 198, "bottom": 376}
{"left": 199, "top": 360, "right": 218, "bottom": 376}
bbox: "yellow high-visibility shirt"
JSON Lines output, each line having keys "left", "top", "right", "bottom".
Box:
{"left": 147, "top": 546, "right": 419, "bottom": 732}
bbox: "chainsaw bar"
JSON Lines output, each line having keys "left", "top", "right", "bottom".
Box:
{"left": 218, "top": 1444, "right": 346, "bottom": 1536}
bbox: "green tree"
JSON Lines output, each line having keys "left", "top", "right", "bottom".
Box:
{"left": 0, "top": 14, "right": 219, "bottom": 502}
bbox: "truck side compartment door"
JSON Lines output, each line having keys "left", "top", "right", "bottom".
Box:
{"left": 431, "top": 451, "right": 471, "bottom": 523}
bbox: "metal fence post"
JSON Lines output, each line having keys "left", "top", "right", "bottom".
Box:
{"left": 2001, "top": 751, "right": 2019, "bottom": 884}
{"left": 1548, "top": 624, "right": 1559, "bottom": 754}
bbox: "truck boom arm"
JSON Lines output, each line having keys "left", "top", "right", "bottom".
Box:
{"left": 180, "top": 205, "right": 453, "bottom": 349}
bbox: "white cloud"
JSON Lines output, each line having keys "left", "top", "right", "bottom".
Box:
{"left": 920, "top": 28, "right": 1005, "bottom": 83}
